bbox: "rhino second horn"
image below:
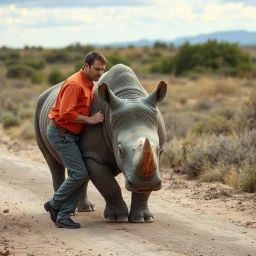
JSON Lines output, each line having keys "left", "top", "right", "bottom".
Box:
{"left": 136, "top": 138, "right": 157, "bottom": 177}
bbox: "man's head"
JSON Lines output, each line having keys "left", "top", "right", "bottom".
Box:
{"left": 83, "top": 51, "right": 107, "bottom": 82}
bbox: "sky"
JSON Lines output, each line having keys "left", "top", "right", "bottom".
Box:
{"left": 0, "top": 0, "right": 256, "bottom": 48}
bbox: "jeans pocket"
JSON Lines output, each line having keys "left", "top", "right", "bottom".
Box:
{"left": 46, "top": 125, "right": 65, "bottom": 147}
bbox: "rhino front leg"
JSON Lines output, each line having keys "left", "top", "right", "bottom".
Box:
{"left": 129, "top": 192, "right": 154, "bottom": 223}
{"left": 86, "top": 159, "right": 128, "bottom": 222}
{"left": 77, "top": 179, "right": 95, "bottom": 212}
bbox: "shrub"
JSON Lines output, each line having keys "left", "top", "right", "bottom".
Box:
{"left": 182, "top": 130, "right": 256, "bottom": 183}
{"left": 189, "top": 115, "right": 234, "bottom": 136}
{"left": 1, "top": 112, "right": 19, "bottom": 129}
{"left": 18, "top": 108, "right": 35, "bottom": 120}
{"left": 74, "top": 61, "right": 83, "bottom": 72}
{"left": 105, "top": 54, "right": 130, "bottom": 71}
{"left": 164, "top": 112, "right": 196, "bottom": 139}
{"left": 239, "top": 164, "right": 256, "bottom": 192}
{"left": 161, "top": 138, "right": 183, "bottom": 169}
{"left": 8, "top": 51, "right": 21, "bottom": 60}
{"left": 21, "top": 123, "right": 35, "bottom": 140}
{"left": 238, "top": 91, "right": 256, "bottom": 130}
{"left": 153, "top": 41, "right": 167, "bottom": 49}
{"left": 65, "top": 44, "right": 94, "bottom": 53}
{"left": 161, "top": 40, "right": 253, "bottom": 77}
{"left": 6, "top": 64, "right": 35, "bottom": 79}
{"left": 23, "top": 59, "right": 46, "bottom": 70}
{"left": 3, "top": 98, "right": 18, "bottom": 114}
{"left": 149, "top": 56, "right": 174, "bottom": 74}
{"left": 200, "top": 162, "right": 230, "bottom": 183}
{"left": 48, "top": 69, "right": 65, "bottom": 85}
{"left": 45, "top": 50, "right": 72, "bottom": 63}
{"left": 31, "top": 71, "right": 45, "bottom": 84}
{"left": 5, "top": 59, "right": 16, "bottom": 67}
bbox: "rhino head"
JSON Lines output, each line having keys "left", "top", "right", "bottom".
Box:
{"left": 99, "top": 81, "right": 167, "bottom": 193}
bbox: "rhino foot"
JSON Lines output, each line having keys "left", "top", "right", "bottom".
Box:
{"left": 77, "top": 199, "right": 95, "bottom": 212}
{"left": 128, "top": 209, "right": 154, "bottom": 223}
{"left": 104, "top": 201, "right": 128, "bottom": 222}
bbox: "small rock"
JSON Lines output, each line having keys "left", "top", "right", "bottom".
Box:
{"left": 3, "top": 209, "right": 9, "bottom": 213}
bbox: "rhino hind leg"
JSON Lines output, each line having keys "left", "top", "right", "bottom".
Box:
{"left": 85, "top": 158, "right": 128, "bottom": 222}
{"left": 129, "top": 192, "right": 154, "bottom": 223}
{"left": 37, "top": 140, "right": 65, "bottom": 191}
{"left": 77, "top": 178, "right": 95, "bottom": 212}
{"left": 34, "top": 118, "right": 65, "bottom": 191}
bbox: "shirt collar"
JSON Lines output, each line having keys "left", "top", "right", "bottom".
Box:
{"left": 79, "top": 69, "right": 94, "bottom": 89}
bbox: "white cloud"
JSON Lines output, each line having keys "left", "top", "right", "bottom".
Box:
{"left": 0, "top": 0, "right": 255, "bottom": 48}
{"left": 0, "top": 0, "right": 153, "bottom": 8}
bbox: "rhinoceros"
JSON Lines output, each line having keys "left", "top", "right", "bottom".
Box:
{"left": 34, "top": 64, "right": 167, "bottom": 223}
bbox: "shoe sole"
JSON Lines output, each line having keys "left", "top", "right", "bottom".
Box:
{"left": 56, "top": 223, "right": 81, "bottom": 229}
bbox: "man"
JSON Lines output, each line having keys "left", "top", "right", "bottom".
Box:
{"left": 44, "top": 51, "right": 106, "bottom": 229}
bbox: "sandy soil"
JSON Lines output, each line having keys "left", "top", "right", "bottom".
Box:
{"left": 0, "top": 131, "right": 256, "bottom": 256}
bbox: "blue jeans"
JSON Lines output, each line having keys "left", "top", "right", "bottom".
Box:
{"left": 46, "top": 124, "right": 89, "bottom": 220}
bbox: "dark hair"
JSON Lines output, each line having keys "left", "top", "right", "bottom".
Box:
{"left": 84, "top": 51, "right": 107, "bottom": 66}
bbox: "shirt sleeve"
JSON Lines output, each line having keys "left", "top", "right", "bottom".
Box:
{"left": 59, "top": 83, "right": 81, "bottom": 122}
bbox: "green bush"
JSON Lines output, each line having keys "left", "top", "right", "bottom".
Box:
{"left": 74, "top": 61, "right": 83, "bottom": 72}
{"left": 45, "top": 50, "right": 72, "bottom": 63}
{"left": 31, "top": 71, "right": 45, "bottom": 84}
{"left": 65, "top": 44, "right": 94, "bottom": 53}
{"left": 153, "top": 41, "right": 168, "bottom": 49}
{"left": 8, "top": 51, "right": 21, "bottom": 60}
{"left": 6, "top": 64, "right": 35, "bottom": 79}
{"left": 158, "top": 40, "right": 253, "bottom": 76}
{"left": 105, "top": 54, "right": 130, "bottom": 71}
{"left": 239, "top": 164, "right": 256, "bottom": 192}
{"left": 189, "top": 115, "right": 234, "bottom": 136}
{"left": 149, "top": 56, "right": 174, "bottom": 74}
{"left": 48, "top": 69, "right": 66, "bottom": 85}
{"left": 23, "top": 59, "right": 46, "bottom": 70}
{"left": 2, "top": 112, "right": 19, "bottom": 129}
{"left": 5, "top": 59, "right": 17, "bottom": 67}
{"left": 0, "top": 53, "right": 7, "bottom": 61}
{"left": 18, "top": 108, "right": 35, "bottom": 120}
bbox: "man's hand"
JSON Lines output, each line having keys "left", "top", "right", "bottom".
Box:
{"left": 87, "top": 111, "right": 104, "bottom": 124}
{"left": 73, "top": 111, "right": 104, "bottom": 124}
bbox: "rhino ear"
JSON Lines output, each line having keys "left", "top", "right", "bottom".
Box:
{"left": 98, "top": 82, "right": 123, "bottom": 109}
{"left": 144, "top": 81, "right": 167, "bottom": 106}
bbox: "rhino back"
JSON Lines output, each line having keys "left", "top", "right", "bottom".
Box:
{"left": 95, "top": 64, "right": 148, "bottom": 99}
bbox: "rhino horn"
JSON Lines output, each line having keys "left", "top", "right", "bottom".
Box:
{"left": 143, "top": 81, "right": 167, "bottom": 106}
{"left": 98, "top": 82, "right": 124, "bottom": 109}
{"left": 136, "top": 138, "right": 157, "bottom": 177}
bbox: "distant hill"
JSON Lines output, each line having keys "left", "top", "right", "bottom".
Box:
{"left": 103, "top": 30, "right": 256, "bottom": 47}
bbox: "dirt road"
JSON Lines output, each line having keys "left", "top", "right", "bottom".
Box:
{"left": 0, "top": 147, "right": 256, "bottom": 256}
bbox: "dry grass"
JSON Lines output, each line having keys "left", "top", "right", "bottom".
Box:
{"left": 223, "top": 167, "right": 241, "bottom": 190}
{"left": 196, "top": 77, "right": 239, "bottom": 97}
{"left": 5, "top": 119, "right": 35, "bottom": 140}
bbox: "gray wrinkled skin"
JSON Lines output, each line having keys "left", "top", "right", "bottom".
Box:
{"left": 34, "top": 64, "right": 167, "bottom": 223}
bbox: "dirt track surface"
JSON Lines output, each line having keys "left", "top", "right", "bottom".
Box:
{"left": 0, "top": 139, "right": 256, "bottom": 256}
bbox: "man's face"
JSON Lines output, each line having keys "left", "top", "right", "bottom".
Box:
{"left": 84, "top": 60, "right": 106, "bottom": 82}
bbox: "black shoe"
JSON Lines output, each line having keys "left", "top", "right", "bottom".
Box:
{"left": 55, "top": 218, "right": 81, "bottom": 229}
{"left": 44, "top": 201, "right": 59, "bottom": 223}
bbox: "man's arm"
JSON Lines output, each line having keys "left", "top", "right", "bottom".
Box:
{"left": 73, "top": 111, "right": 104, "bottom": 124}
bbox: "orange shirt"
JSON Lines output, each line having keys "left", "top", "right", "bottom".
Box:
{"left": 49, "top": 69, "right": 94, "bottom": 134}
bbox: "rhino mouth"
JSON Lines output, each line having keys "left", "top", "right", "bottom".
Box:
{"left": 125, "top": 180, "right": 162, "bottom": 192}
